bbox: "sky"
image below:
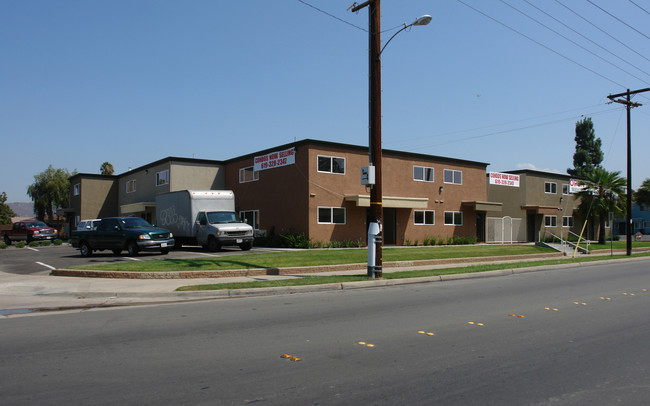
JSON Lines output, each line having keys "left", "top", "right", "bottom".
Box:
{"left": 2, "top": 0, "right": 649, "bottom": 203}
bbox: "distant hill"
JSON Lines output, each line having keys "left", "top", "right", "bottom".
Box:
{"left": 8, "top": 202, "right": 35, "bottom": 218}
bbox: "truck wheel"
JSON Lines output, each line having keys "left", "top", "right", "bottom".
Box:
{"left": 79, "top": 241, "right": 93, "bottom": 257}
{"left": 207, "top": 236, "right": 220, "bottom": 252}
{"left": 127, "top": 241, "right": 139, "bottom": 256}
{"left": 3, "top": 235, "right": 11, "bottom": 245}
{"left": 239, "top": 242, "right": 252, "bottom": 251}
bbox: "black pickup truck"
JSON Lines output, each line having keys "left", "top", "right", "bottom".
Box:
{"left": 70, "top": 217, "right": 175, "bottom": 257}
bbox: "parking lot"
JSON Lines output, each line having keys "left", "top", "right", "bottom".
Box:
{"left": 0, "top": 244, "right": 293, "bottom": 275}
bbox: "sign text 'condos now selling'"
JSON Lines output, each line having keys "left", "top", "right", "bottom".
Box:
{"left": 489, "top": 172, "right": 520, "bottom": 187}
{"left": 253, "top": 147, "right": 296, "bottom": 172}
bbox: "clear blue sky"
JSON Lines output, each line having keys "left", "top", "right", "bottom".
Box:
{"left": 2, "top": 0, "right": 649, "bottom": 203}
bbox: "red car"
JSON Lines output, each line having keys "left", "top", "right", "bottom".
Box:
{"left": 3, "top": 221, "right": 58, "bottom": 244}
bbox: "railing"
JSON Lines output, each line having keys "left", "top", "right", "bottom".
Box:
{"left": 539, "top": 229, "right": 590, "bottom": 255}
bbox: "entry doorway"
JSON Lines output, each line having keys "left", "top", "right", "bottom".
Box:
{"left": 383, "top": 208, "right": 397, "bottom": 245}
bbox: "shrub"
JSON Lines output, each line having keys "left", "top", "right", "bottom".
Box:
{"left": 29, "top": 241, "right": 41, "bottom": 247}
{"left": 15, "top": 242, "right": 26, "bottom": 248}
{"left": 53, "top": 239, "right": 63, "bottom": 246}
{"left": 0, "top": 243, "right": 7, "bottom": 249}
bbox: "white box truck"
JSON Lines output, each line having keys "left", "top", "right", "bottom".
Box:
{"left": 155, "top": 190, "right": 254, "bottom": 251}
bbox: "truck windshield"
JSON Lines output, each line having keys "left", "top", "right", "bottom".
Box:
{"left": 207, "top": 212, "right": 239, "bottom": 224}
{"left": 26, "top": 222, "right": 48, "bottom": 228}
{"left": 120, "top": 218, "right": 153, "bottom": 229}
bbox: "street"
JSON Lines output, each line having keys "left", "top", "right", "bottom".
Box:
{"left": 1, "top": 259, "right": 649, "bottom": 405}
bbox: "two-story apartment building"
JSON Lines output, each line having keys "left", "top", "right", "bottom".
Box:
{"left": 486, "top": 169, "right": 587, "bottom": 243}
{"left": 68, "top": 139, "right": 500, "bottom": 245}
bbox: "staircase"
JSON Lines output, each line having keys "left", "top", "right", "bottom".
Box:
{"left": 538, "top": 241, "right": 589, "bottom": 256}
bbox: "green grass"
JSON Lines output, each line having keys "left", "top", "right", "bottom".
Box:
{"left": 73, "top": 244, "right": 555, "bottom": 272}
{"left": 177, "top": 251, "right": 650, "bottom": 291}
{"left": 589, "top": 241, "right": 650, "bottom": 251}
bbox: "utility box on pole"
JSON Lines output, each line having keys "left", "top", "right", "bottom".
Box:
{"left": 361, "top": 166, "right": 375, "bottom": 185}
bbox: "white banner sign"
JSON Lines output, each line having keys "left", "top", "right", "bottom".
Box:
{"left": 254, "top": 147, "right": 296, "bottom": 172}
{"left": 489, "top": 172, "right": 520, "bottom": 187}
{"left": 569, "top": 179, "right": 587, "bottom": 194}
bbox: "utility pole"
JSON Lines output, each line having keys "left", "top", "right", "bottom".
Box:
{"left": 607, "top": 87, "right": 649, "bottom": 256}
{"left": 351, "top": 0, "right": 383, "bottom": 278}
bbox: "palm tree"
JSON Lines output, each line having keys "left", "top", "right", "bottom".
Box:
{"left": 100, "top": 162, "right": 114, "bottom": 175}
{"left": 576, "top": 168, "right": 626, "bottom": 244}
{"left": 634, "top": 178, "right": 650, "bottom": 210}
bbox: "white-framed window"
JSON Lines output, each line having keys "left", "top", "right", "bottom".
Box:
{"left": 240, "top": 210, "right": 260, "bottom": 230}
{"left": 414, "top": 210, "right": 435, "bottom": 225}
{"left": 562, "top": 184, "right": 570, "bottom": 195}
{"left": 644, "top": 221, "right": 650, "bottom": 229}
{"left": 126, "top": 179, "right": 136, "bottom": 193}
{"left": 73, "top": 183, "right": 80, "bottom": 196}
{"left": 545, "top": 215, "right": 557, "bottom": 227}
{"left": 318, "top": 207, "right": 346, "bottom": 224}
{"left": 75, "top": 215, "right": 80, "bottom": 227}
{"left": 444, "top": 211, "right": 463, "bottom": 225}
{"left": 562, "top": 216, "right": 574, "bottom": 227}
{"left": 545, "top": 182, "right": 557, "bottom": 194}
{"left": 156, "top": 170, "right": 169, "bottom": 186}
{"left": 239, "top": 166, "right": 259, "bottom": 183}
{"left": 413, "top": 166, "right": 434, "bottom": 182}
{"left": 443, "top": 169, "right": 462, "bottom": 185}
{"left": 317, "top": 155, "right": 345, "bottom": 174}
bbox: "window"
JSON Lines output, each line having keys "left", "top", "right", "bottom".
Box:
{"left": 240, "top": 210, "right": 260, "bottom": 230}
{"left": 318, "top": 155, "right": 345, "bottom": 174}
{"left": 443, "top": 169, "right": 462, "bottom": 185}
{"left": 562, "top": 216, "right": 574, "bottom": 227}
{"left": 545, "top": 215, "right": 557, "bottom": 227}
{"left": 75, "top": 216, "right": 80, "bottom": 227}
{"left": 562, "top": 184, "right": 570, "bottom": 195}
{"left": 318, "top": 207, "right": 346, "bottom": 224}
{"left": 239, "top": 166, "right": 259, "bottom": 183}
{"left": 126, "top": 179, "right": 136, "bottom": 193}
{"left": 645, "top": 221, "right": 650, "bottom": 229}
{"left": 545, "top": 182, "right": 557, "bottom": 194}
{"left": 444, "top": 211, "right": 463, "bottom": 225}
{"left": 414, "top": 210, "right": 435, "bottom": 225}
{"left": 156, "top": 170, "right": 169, "bottom": 186}
{"left": 73, "top": 183, "right": 80, "bottom": 196}
{"left": 413, "top": 166, "right": 434, "bottom": 182}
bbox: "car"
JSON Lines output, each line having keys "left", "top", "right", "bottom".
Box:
{"left": 77, "top": 219, "right": 101, "bottom": 231}
{"left": 2, "top": 221, "right": 58, "bottom": 244}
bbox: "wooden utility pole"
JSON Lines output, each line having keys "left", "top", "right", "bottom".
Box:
{"left": 352, "top": 0, "right": 383, "bottom": 278}
{"left": 607, "top": 87, "right": 649, "bottom": 256}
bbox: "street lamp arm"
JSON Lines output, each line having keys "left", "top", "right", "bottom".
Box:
{"left": 377, "top": 15, "right": 432, "bottom": 60}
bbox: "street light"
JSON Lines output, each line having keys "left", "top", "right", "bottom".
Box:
{"left": 351, "top": 1, "right": 431, "bottom": 278}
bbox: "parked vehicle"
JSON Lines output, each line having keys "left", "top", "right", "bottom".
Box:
{"left": 70, "top": 217, "right": 174, "bottom": 257}
{"left": 3, "top": 221, "right": 58, "bottom": 244}
{"left": 155, "top": 190, "right": 254, "bottom": 251}
{"left": 77, "top": 219, "right": 101, "bottom": 231}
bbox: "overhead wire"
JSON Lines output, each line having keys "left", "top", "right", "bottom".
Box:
{"left": 585, "top": 0, "right": 650, "bottom": 41}
{"left": 454, "top": 0, "right": 627, "bottom": 88}
{"left": 628, "top": 0, "right": 650, "bottom": 15}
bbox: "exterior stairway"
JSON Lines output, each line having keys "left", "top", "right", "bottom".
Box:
{"left": 538, "top": 241, "right": 589, "bottom": 256}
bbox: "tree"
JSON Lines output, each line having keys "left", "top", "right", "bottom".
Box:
{"left": 634, "top": 178, "right": 650, "bottom": 210}
{"left": 100, "top": 161, "right": 114, "bottom": 175}
{"left": 27, "top": 165, "right": 75, "bottom": 221}
{"left": 567, "top": 117, "right": 603, "bottom": 179}
{"left": 576, "top": 167, "right": 626, "bottom": 244}
{"left": 0, "top": 192, "right": 16, "bottom": 225}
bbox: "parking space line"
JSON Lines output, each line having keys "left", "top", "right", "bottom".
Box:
{"left": 27, "top": 247, "right": 39, "bottom": 252}
{"left": 124, "top": 257, "right": 143, "bottom": 261}
{"left": 36, "top": 262, "right": 56, "bottom": 270}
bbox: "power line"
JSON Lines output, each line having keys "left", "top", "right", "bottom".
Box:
{"left": 586, "top": 0, "right": 650, "bottom": 41}
{"left": 295, "top": 0, "right": 367, "bottom": 32}
{"left": 455, "top": 0, "right": 626, "bottom": 88}
{"left": 521, "top": 0, "right": 650, "bottom": 80}
{"left": 628, "top": 0, "right": 650, "bottom": 15}
{"left": 554, "top": 0, "right": 650, "bottom": 63}
{"left": 501, "top": 0, "right": 649, "bottom": 85}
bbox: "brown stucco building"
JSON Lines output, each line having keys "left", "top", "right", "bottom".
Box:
{"left": 68, "top": 139, "right": 500, "bottom": 245}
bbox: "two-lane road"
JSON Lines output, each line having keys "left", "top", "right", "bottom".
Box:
{"left": 1, "top": 258, "right": 649, "bottom": 405}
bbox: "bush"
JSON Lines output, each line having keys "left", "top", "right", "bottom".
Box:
{"left": 53, "top": 239, "right": 63, "bottom": 245}
{"left": 0, "top": 243, "right": 7, "bottom": 249}
{"left": 15, "top": 242, "right": 25, "bottom": 248}
{"left": 28, "top": 241, "right": 41, "bottom": 247}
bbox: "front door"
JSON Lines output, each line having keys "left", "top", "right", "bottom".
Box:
{"left": 383, "top": 208, "right": 397, "bottom": 245}
{"left": 476, "top": 212, "right": 486, "bottom": 243}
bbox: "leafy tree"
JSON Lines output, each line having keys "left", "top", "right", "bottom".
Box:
{"left": 576, "top": 167, "right": 626, "bottom": 244}
{"left": 100, "top": 161, "right": 114, "bottom": 175}
{"left": 27, "top": 165, "right": 76, "bottom": 221}
{"left": 0, "top": 192, "right": 16, "bottom": 224}
{"left": 634, "top": 178, "right": 650, "bottom": 210}
{"left": 567, "top": 117, "right": 603, "bottom": 179}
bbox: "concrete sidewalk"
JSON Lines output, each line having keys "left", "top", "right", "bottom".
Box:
{"left": 1, "top": 252, "right": 646, "bottom": 316}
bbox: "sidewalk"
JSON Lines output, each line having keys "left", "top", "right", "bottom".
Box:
{"left": 1, "top": 252, "right": 646, "bottom": 316}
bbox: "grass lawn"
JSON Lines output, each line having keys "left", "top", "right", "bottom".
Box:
{"left": 75, "top": 244, "right": 556, "bottom": 272}
{"left": 177, "top": 251, "right": 650, "bottom": 291}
